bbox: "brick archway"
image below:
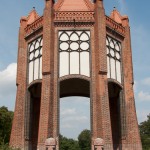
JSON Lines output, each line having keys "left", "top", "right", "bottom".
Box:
{"left": 60, "top": 77, "right": 90, "bottom": 98}
{"left": 108, "top": 82, "right": 122, "bottom": 149}
{"left": 26, "top": 83, "right": 42, "bottom": 150}
{"left": 59, "top": 77, "right": 91, "bottom": 144}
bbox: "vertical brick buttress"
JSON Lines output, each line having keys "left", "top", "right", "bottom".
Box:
{"left": 122, "top": 24, "right": 142, "bottom": 150}
{"left": 38, "top": 0, "right": 58, "bottom": 149}
{"left": 10, "top": 19, "right": 28, "bottom": 149}
{"left": 92, "top": 1, "right": 113, "bottom": 149}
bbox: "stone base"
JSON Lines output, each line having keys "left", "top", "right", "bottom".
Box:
{"left": 45, "top": 138, "right": 57, "bottom": 150}
{"left": 93, "top": 138, "right": 104, "bottom": 150}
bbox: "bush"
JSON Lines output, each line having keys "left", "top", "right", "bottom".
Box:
{"left": 0, "top": 142, "right": 20, "bottom": 150}
{"left": 139, "top": 114, "right": 150, "bottom": 150}
{"left": 0, "top": 106, "right": 13, "bottom": 145}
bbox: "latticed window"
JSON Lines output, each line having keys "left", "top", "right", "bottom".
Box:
{"left": 59, "top": 31, "right": 90, "bottom": 77}
{"left": 28, "top": 37, "right": 43, "bottom": 84}
{"left": 106, "top": 36, "right": 122, "bottom": 83}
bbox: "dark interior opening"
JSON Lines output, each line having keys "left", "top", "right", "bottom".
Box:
{"left": 60, "top": 78, "right": 90, "bottom": 98}
{"left": 108, "top": 82, "right": 121, "bottom": 150}
{"left": 29, "top": 83, "right": 41, "bottom": 150}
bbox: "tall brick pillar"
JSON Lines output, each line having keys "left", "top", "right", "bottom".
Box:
{"left": 92, "top": 0, "right": 113, "bottom": 149}
{"left": 10, "top": 18, "right": 27, "bottom": 149}
{"left": 122, "top": 18, "right": 142, "bottom": 150}
{"left": 38, "top": 0, "right": 58, "bottom": 149}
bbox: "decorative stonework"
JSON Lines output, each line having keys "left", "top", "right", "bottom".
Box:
{"left": 54, "top": 11, "right": 95, "bottom": 27}
{"left": 25, "top": 16, "right": 43, "bottom": 36}
{"left": 45, "top": 138, "right": 57, "bottom": 150}
{"left": 59, "top": 74, "right": 90, "bottom": 82}
{"left": 28, "top": 36, "right": 43, "bottom": 84}
{"left": 59, "top": 30, "right": 90, "bottom": 77}
{"left": 54, "top": 11, "right": 94, "bottom": 22}
{"left": 54, "top": 22, "right": 94, "bottom": 27}
{"left": 106, "top": 15, "right": 125, "bottom": 36}
{"left": 93, "top": 138, "right": 104, "bottom": 150}
{"left": 106, "top": 35, "right": 122, "bottom": 83}
{"left": 24, "top": 11, "right": 95, "bottom": 34}
{"left": 24, "top": 14, "right": 125, "bottom": 36}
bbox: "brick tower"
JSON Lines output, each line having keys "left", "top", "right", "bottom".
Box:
{"left": 10, "top": 0, "right": 142, "bottom": 149}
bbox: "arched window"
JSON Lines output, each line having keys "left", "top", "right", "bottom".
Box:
{"left": 106, "top": 36, "right": 122, "bottom": 83}
{"left": 28, "top": 37, "right": 43, "bottom": 84}
{"left": 59, "top": 31, "right": 90, "bottom": 77}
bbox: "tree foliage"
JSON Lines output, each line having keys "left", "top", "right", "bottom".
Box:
{"left": 59, "top": 134, "right": 80, "bottom": 150}
{"left": 78, "top": 129, "right": 91, "bottom": 150}
{"left": 139, "top": 114, "right": 150, "bottom": 150}
{"left": 0, "top": 106, "right": 13, "bottom": 145}
{"left": 60, "top": 129, "right": 91, "bottom": 150}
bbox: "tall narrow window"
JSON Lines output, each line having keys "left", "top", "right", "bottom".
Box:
{"left": 28, "top": 37, "right": 43, "bottom": 84}
{"left": 59, "top": 31, "right": 90, "bottom": 77}
{"left": 106, "top": 36, "right": 122, "bottom": 83}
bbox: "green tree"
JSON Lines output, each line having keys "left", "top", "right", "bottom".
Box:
{"left": 59, "top": 134, "right": 80, "bottom": 150}
{"left": 0, "top": 106, "right": 13, "bottom": 145}
{"left": 78, "top": 129, "right": 91, "bottom": 150}
{"left": 139, "top": 114, "right": 150, "bottom": 150}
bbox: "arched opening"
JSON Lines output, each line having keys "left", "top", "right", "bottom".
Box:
{"left": 108, "top": 82, "right": 122, "bottom": 150}
{"left": 59, "top": 78, "right": 91, "bottom": 149}
{"left": 28, "top": 83, "right": 41, "bottom": 150}
{"left": 60, "top": 78, "right": 90, "bottom": 98}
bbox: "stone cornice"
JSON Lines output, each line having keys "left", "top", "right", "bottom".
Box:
{"left": 54, "top": 11, "right": 95, "bottom": 22}
{"left": 106, "top": 15, "right": 125, "bottom": 36}
{"left": 24, "top": 13, "right": 126, "bottom": 36}
{"left": 25, "top": 16, "right": 43, "bottom": 36}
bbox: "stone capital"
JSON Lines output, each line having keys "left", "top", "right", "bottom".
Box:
{"left": 93, "top": 138, "right": 104, "bottom": 150}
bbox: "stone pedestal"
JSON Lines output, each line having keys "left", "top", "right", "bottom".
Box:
{"left": 94, "top": 138, "right": 104, "bottom": 150}
{"left": 45, "top": 138, "right": 56, "bottom": 150}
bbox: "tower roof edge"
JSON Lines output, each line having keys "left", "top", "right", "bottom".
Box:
{"left": 110, "top": 8, "right": 129, "bottom": 27}
{"left": 20, "top": 8, "right": 40, "bottom": 26}
{"left": 54, "top": 0, "right": 94, "bottom": 11}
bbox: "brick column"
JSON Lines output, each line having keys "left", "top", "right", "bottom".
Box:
{"left": 10, "top": 18, "right": 27, "bottom": 149}
{"left": 119, "top": 90, "right": 127, "bottom": 148}
{"left": 24, "top": 91, "right": 32, "bottom": 150}
{"left": 38, "top": 0, "right": 56, "bottom": 149}
{"left": 92, "top": 0, "right": 113, "bottom": 149}
{"left": 122, "top": 19, "right": 142, "bottom": 150}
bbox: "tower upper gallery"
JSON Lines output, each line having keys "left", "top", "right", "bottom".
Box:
{"left": 21, "top": 0, "right": 128, "bottom": 37}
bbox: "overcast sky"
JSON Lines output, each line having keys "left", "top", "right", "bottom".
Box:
{"left": 0, "top": 0, "right": 150, "bottom": 139}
